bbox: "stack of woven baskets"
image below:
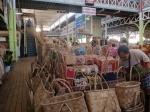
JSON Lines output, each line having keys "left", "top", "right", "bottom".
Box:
{"left": 27, "top": 27, "right": 145, "bottom": 112}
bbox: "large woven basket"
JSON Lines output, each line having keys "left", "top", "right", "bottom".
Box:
{"left": 85, "top": 74, "right": 121, "bottom": 112}
{"left": 115, "top": 66, "right": 141, "bottom": 109}
{"left": 41, "top": 78, "right": 88, "bottom": 112}
{"left": 34, "top": 81, "right": 53, "bottom": 112}
{"left": 121, "top": 90, "right": 145, "bottom": 112}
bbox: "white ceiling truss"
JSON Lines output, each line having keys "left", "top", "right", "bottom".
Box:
{"left": 101, "top": 10, "right": 150, "bottom": 29}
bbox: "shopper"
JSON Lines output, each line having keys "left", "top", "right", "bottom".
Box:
{"left": 118, "top": 45, "right": 150, "bottom": 79}
{"left": 27, "top": 19, "right": 32, "bottom": 27}
{"left": 105, "top": 36, "right": 109, "bottom": 45}
{"left": 120, "top": 37, "right": 128, "bottom": 46}
{"left": 91, "top": 37, "right": 97, "bottom": 49}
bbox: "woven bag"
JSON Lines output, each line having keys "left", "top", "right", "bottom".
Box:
{"left": 122, "top": 90, "right": 145, "bottom": 112}
{"left": 61, "top": 53, "right": 76, "bottom": 65}
{"left": 115, "top": 66, "right": 141, "bottom": 109}
{"left": 45, "top": 39, "right": 54, "bottom": 48}
{"left": 34, "top": 80, "right": 53, "bottom": 112}
{"left": 41, "top": 78, "right": 88, "bottom": 112}
{"left": 85, "top": 74, "right": 121, "bottom": 112}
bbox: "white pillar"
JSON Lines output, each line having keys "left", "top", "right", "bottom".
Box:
{"left": 105, "top": 16, "right": 108, "bottom": 39}
{"left": 24, "top": 20, "right": 27, "bottom": 55}
{"left": 91, "top": 16, "right": 93, "bottom": 36}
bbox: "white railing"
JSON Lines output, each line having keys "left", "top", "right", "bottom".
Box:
{"left": 36, "top": 0, "right": 139, "bottom": 11}
{"left": 143, "top": 0, "right": 150, "bottom": 9}
{"left": 95, "top": 0, "right": 139, "bottom": 10}
{"left": 143, "top": 10, "right": 150, "bottom": 20}
{"left": 101, "top": 16, "right": 139, "bottom": 28}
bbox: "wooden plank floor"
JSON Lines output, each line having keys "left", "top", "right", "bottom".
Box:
{"left": 0, "top": 58, "right": 34, "bottom": 112}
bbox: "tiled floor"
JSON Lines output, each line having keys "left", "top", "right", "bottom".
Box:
{"left": 0, "top": 58, "right": 34, "bottom": 112}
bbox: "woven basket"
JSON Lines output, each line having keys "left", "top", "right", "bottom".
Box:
{"left": 122, "top": 90, "right": 145, "bottom": 112}
{"left": 62, "top": 53, "right": 76, "bottom": 65}
{"left": 115, "top": 66, "right": 141, "bottom": 109}
{"left": 0, "top": 45, "right": 6, "bottom": 58}
{"left": 43, "top": 37, "right": 49, "bottom": 42}
{"left": 41, "top": 78, "right": 88, "bottom": 112}
{"left": 85, "top": 74, "right": 121, "bottom": 112}
{"left": 34, "top": 81, "right": 53, "bottom": 112}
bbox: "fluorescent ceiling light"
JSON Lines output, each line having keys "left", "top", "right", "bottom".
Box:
{"left": 16, "top": 13, "right": 23, "bottom": 15}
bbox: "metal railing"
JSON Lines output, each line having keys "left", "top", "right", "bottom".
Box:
{"left": 143, "top": 0, "right": 150, "bottom": 9}
{"left": 35, "top": 0, "right": 139, "bottom": 11}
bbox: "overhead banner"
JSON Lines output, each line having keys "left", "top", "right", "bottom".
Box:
{"left": 82, "top": 7, "right": 96, "bottom": 16}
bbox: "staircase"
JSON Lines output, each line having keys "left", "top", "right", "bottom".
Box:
{"left": 27, "top": 32, "right": 37, "bottom": 57}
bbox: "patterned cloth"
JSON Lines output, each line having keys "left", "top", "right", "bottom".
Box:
{"left": 127, "top": 64, "right": 150, "bottom": 80}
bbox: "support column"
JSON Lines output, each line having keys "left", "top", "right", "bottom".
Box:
{"left": 91, "top": 16, "right": 93, "bottom": 36}
{"left": 8, "top": 0, "right": 18, "bottom": 60}
{"left": 139, "top": 12, "right": 144, "bottom": 45}
{"left": 105, "top": 16, "right": 108, "bottom": 39}
{"left": 24, "top": 20, "right": 27, "bottom": 56}
{"left": 66, "top": 14, "right": 69, "bottom": 42}
{"left": 8, "top": 9, "right": 14, "bottom": 59}
{"left": 13, "top": 9, "right": 17, "bottom": 60}
{"left": 124, "top": 28, "right": 132, "bottom": 44}
{"left": 139, "top": 0, "right": 144, "bottom": 45}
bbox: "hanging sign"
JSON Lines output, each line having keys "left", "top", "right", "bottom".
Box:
{"left": 85, "top": 0, "right": 94, "bottom": 5}
{"left": 82, "top": 7, "right": 96, "bottom": 15}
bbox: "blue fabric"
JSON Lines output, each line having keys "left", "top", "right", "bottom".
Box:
{"left": 74, "top": 49, "right": 80, "bottom": 56}
{"left": 102, "top": 73, "right": 117, "bottom": 81}
{"left": 79, "top": 47, "right": 84, "bottom": 55}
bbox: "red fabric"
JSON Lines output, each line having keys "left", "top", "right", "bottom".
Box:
{"left": 63, "top": 65, "right": 75, "bottom": 79}
{"left": 109, "top": 47, "right": 118, "bottom": 58}
{"left": 85, "top": 55, "right": 98, "bottom": 64}
{"left": 97, "top": 59, "right": 118, "bottom": 73}
{"left": 140, "top": 61, "right": 147, "bottom": 68}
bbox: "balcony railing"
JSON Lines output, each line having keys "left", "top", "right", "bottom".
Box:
{"left": 35, "top": 0, "right": 139, "bottom": 11}
{"left": 143, "top": 0, "right": 150, "bottom": 10}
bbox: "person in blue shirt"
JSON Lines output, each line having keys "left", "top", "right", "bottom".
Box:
{"left": 27, "top": 19, "right": 32, "bottom": 27}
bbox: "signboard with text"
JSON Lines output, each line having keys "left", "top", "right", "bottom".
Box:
{"left": 82, "top": 7, "right": 96, "bottom": 16}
